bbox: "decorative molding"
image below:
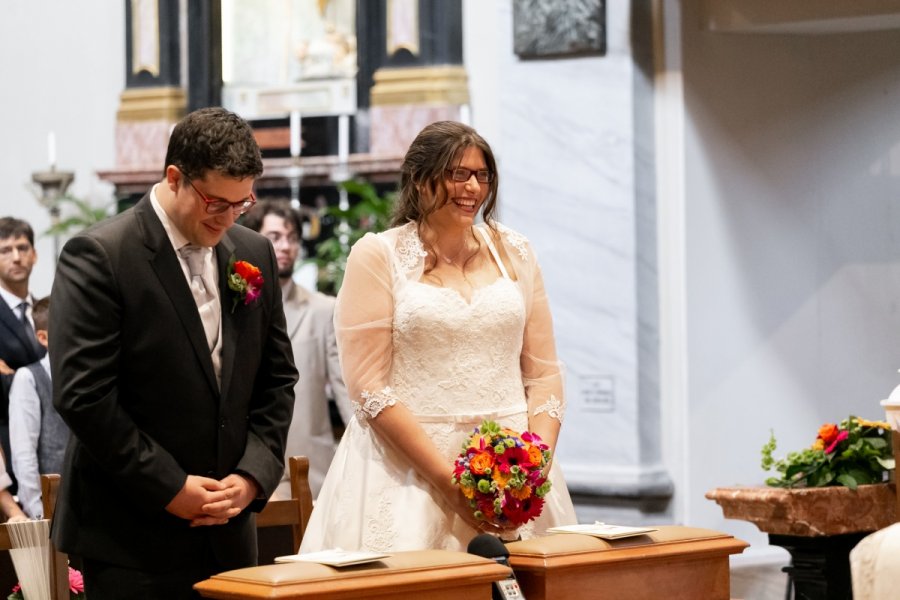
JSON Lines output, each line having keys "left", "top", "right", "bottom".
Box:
{"left": 563, "top": 463, "right": 674, "bottom": 498}
{"left": 370, "top": 65, "right": 469, "bottom": 106}
{"left": 117, "top": 86, "right": 186, "bottom": 122}
{"left": 703, "top": 0, "right": 900, "bottom": 34}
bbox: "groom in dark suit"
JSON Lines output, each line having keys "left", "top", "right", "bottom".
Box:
{"left": 0, "top": 217, "right": 45, "bottom": 494}
{"left": 50, "top": 107, "right": 298, "bottom": 599}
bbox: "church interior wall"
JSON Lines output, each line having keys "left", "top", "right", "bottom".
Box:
{"left": 679, "top": 0, "right": 900, "bottom": 552}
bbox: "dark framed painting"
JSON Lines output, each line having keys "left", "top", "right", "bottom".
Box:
{"left": 513, "top": 0, "right": 606, "bottom": 59}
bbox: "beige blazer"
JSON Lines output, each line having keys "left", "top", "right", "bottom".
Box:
{"left": 274, "top": 280, "right": 351, "bottom": 499}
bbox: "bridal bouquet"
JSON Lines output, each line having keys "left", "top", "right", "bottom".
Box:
{"left": 761, "top": 415, "right": 893, "bottom": 489}
{"left": 452, "top": 420, "right": 552, "bottom": 527}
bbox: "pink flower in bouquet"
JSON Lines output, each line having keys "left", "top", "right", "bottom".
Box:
{"left": 451, "top": 420, "right": 553, "bottom": 528}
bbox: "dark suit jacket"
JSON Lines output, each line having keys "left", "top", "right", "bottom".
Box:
{"left": 0, "top": 299, "right": 45, "bottom": 421}
{"left": 49, "top": 195, "right": 297, "bottom": 571}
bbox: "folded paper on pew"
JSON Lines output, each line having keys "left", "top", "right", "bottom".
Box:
{"left": 275, "top": 548, "right": 391, "bottom": 567}
{"left": 546, "top": 522, "right": 658, "bottom": 540}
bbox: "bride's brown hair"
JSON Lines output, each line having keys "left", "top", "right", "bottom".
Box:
{"left": 390, "top": 121, "right": 500, "bottom": 274}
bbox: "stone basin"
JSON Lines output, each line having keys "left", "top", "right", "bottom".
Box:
{"left": 705, "top": 484, "right": 896, "bottom": 537}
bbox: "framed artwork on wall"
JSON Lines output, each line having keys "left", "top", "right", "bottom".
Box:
{"left": 513, "top": 0, "right": 606, "bottom": 59}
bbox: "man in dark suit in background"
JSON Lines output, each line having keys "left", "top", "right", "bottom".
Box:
{"left": 0, "top": 217, "right": 45, "bottom": 494}
{"left": 50, "top": 107, "right": 298, "bottom": 599}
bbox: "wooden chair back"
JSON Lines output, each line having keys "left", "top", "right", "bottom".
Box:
{"left": 256, "top": 456, "right": 313, "bottom": 554}
{"left": 0, "top": 474, "right": 69, "bottom": 600}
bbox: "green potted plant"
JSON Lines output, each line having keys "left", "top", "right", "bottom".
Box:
{"left": 308, "top": 179, "right": 394, "bottom": 295}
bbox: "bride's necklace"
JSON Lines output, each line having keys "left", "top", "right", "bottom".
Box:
{"left": 437, "top": 243, "right": 471, "bottom": 267}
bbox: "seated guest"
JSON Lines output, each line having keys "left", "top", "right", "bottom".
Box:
{"left": 10, "top": 296, "right": 66, "bottom": 519}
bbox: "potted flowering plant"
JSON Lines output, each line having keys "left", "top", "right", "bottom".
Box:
{"left": 761, "top": 415, "right": 894, "bottom": 489}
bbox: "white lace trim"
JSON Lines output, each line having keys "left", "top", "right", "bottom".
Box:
{"left": 357, "top": 386, "right": 398, "bottom": 420}
{"left": 499, "top": 224, "right": 528, "bottom": 261}
{"left": 532, "top": 394, "right": 564, "bottom": 422}
{"left": 396, "top": 225, "right": 427, "bottom": 271}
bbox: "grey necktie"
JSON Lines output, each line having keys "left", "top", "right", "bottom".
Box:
{"left": 177, "top": 244, "right": 221, "bottom": 356}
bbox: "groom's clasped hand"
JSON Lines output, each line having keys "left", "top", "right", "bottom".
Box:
{"left": 165, "top": 473, "right": 259, "bottom": 526}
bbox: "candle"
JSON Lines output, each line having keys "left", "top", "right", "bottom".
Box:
{"left": 338, "top": 114, "right": 349, "bottom": 165}
{"left": 47, "top": 131, "right": 56, "bottom": 169}
{"left": 289, "top": 111, "right": 301, "bottom": 158}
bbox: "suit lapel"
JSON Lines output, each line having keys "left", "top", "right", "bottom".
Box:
{"left": 136, "top": 197, "right": 219, "bottom": 395}
{"left": 216, "top": 235, "right": 237, "bottom": 402}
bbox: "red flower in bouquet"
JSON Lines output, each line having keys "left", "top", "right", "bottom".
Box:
{"left": 226, "top": 255, "right": 264, "bottom": 313}
{"left": 451, "top": 420, "right": 553, "bottom": 528}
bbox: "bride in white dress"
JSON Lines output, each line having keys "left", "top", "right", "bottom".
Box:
{"left": 300, "top": 121, "right": 577, "bottom": 553}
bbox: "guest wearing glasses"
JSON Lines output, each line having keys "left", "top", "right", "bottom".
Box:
{"left": 300, "top": 121, "right": 576, "bottom": 554}
{"left": 50, "top": 107, "right": 297, "bottom": 599}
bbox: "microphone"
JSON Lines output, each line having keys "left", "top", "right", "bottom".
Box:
{"left": 467, "top": 533, "right": 526, "bottom": 600}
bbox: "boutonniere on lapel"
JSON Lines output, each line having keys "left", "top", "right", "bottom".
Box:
{"left": 226, "top": 255, "right": 264, "bottom": 313}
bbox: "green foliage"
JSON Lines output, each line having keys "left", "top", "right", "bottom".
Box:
{"left": 308, "top": 179, "right": 394, "bottom": 295}
{"left": 761, "top": 415, "right": 894, "bottom": 489}
{"left": 43, "top": 194, "right": 113, "bottom": 237}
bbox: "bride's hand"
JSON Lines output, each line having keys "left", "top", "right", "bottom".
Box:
{"left": 440, "top": 480, "right": 510, "bottom": 535}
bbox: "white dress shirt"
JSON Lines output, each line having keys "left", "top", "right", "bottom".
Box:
{"left": 9, "top": 354, "right": 50, "bottom": 518}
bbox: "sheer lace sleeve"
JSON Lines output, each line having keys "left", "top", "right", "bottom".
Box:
{"left": 334, "top": 233, "right": 397, "bottom": 420}
{"left": 498, "top": 226, "right": 566, "bottom": 432}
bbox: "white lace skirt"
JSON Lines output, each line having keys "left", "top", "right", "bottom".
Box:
{"left": 299, "top": 413, "right": 577, "bottom": 553}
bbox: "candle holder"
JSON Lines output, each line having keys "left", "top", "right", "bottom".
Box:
{"left": 31, "top": 166, "right": 74, "bottom": 260}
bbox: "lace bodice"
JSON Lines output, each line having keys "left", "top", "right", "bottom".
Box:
{"left": 336, "top": 222, "right": 566, "bottom": 433}
{"left": 392, "top": 279, "right": 527, "bottom": 418}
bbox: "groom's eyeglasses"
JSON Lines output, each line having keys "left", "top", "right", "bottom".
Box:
{"left": 186, "top": 179, "right": 257, "bottom": 216}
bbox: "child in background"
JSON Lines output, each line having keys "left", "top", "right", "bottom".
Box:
{"left": 9, "top": 296, "right": 67, "bottom": 519}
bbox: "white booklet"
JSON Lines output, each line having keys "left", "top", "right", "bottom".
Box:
{"left": 275, "top": 548, "right": 391, "bottom": 567}
{"left": 546, "top": 522, "right": 658, "bottom": 540}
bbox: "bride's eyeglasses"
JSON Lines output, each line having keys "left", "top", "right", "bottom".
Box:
{"left": 446, "top": 168, "right": 493, "bottom": 184}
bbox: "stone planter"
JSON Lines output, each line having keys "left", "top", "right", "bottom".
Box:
{"left": 706, "top": 483, "right": 896, "bottom": 537}
{"left": 707, "top": 483, "right": 897, "bottom": 599}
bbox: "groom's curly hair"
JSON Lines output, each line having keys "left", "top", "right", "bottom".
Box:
{"left": 163, "top": 107, "right": 263, "bottom": 182}
{"left": 391, "top": 121, "right": 499, "bottom": 230}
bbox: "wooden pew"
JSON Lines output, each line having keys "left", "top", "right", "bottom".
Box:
{"left": 194, "top": 550, "right": 510, "bottom": 599}
{"left": 505, "top": 525, "right": 748, "bottom": 600}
